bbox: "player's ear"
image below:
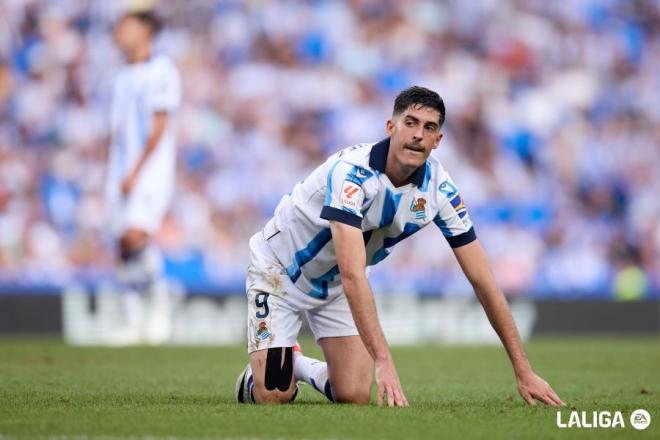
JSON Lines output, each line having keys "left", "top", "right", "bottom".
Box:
{"left": 432, "top": 132, "right": 443, "bottom": 150}
{"left": 386, "top": 118, "right": 394, "bottom": 136}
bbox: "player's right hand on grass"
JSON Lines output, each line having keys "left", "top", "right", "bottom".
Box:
{"left": 375, "top": 358, "right": 409, "bottom": 407}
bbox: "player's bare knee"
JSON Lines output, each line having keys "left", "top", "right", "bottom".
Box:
{"left": 333, "top": 387, "right": 371, "bottom": 405}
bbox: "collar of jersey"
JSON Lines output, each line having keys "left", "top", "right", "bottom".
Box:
{"left": 369, "top": 137, "right": 427, "bottom": 187}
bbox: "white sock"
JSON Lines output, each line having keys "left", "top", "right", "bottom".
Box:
{"left": 149, "top": 278, "right": 170, "bottom": 306}
{"left": 117, "top": 242, "right": 167, "bottom": 340}
{"left": 144, "top": 278, "right": 172, "bottom": 344}
{"left": 294, "top": 353, "right": 334, "bottom": 402}
{"left": 122, "top": 289, "right": 144, "bottom": 329}
{"left": 247, "top": 367, "right": 256, "bottom": 403}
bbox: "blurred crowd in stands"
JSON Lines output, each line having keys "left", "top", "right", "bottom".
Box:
{"left": 0, "top": 0, "right": 658, "bottom": 298}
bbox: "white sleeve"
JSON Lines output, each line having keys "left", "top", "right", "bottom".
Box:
{"left": 319, "top": 160, "right": 373, "bottom": 229}
{"left": 147, "top": 58, "right": 181, "bottom": 112}
{"left": 434, "top": 174, "right": 477, "bottom": 248}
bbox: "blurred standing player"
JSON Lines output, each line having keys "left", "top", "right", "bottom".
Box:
{"left": 236, "top": 86, "right": 563, "bottom": 407}
{"left": 105, "top": 10, "right": 181, "bottom": 345}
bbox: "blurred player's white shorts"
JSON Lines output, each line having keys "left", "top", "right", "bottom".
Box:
{"left": 246, "top": 231, "right": 358, "bottom": 354}
{"left": 109, "top": 183, "right": 172, "bottom": 235}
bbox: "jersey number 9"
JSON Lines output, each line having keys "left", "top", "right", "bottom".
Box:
{"left": 255, "top": 292, "right": 270, "bottom": 318}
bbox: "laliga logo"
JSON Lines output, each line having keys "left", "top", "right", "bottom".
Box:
{"left": 556, "top": 409, "right": 651, "bottom": 430}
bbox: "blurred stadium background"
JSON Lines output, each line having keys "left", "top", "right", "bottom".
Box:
{"left": 0, "top": 0, "right": 658, "bottom": 342}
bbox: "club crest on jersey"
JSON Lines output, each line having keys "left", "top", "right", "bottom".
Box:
{"left": 340, "top": 180, "right": 364, "bottom": 212}
{"left": 410, "top": 197, "right": 427, "bottom": 221}
{"left": 256, "top": 321, "right": 271, "bottom": 341}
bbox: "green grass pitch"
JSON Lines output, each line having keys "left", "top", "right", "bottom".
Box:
{"left": 0, "top": 336, "right": 658, "bottom": 439}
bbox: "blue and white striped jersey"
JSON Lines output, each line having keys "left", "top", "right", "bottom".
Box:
{"left": 264, "top": 138, "right": 476, "bottom": 300}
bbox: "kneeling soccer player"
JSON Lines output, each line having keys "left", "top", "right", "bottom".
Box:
{"left": 236, "top": 86, "right": 564, "bottom": 407}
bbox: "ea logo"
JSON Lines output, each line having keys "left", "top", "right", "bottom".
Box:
{"left": 630, "top": 409, "right": 651, "bottom": 430}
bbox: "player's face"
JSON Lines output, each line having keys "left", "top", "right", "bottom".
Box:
{"left": 113, "top": 16, "right": 150, "bottom": 56}
{"left": 386, "top": 105, "right": 442, "bottom": 169}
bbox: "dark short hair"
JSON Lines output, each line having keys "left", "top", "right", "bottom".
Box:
{"left": 393, "top": 86, "right": 446, "bottom": 127}
{"left": 124, "top": 10, "right": 163, "bottom": 35}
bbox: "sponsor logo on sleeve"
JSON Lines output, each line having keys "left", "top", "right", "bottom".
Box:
{"left": 438, "top": 179, "right": 458, "bottom": 198}
{"left": 341, "top": 181, "right": 364, "bottom": 211}
{"left": 450, "top": 194, "right": 469, "bottom": 219}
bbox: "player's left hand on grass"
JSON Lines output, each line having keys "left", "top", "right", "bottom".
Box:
{"left": 516, "top": 371, "right": 565, "bottom": 407}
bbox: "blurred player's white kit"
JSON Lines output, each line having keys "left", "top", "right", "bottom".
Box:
{"left": 105, "top": 54, "right": 181, "bottom": 345}
{"left": 106, "top": 55, "right": 181, "bottom": 234}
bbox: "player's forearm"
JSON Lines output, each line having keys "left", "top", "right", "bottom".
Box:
{"left": 131, "top": 112, "right": 168, "bottom": 177}
{"left": 453, "top": 241, "right": 533, "bottom": 378}
{"left": 474, "top": 284, "right": 533, "bottom": 377}
{"left": 134, "top": 135, "right": 159, "bottom": 172}
{"left": 341, "top": 273, "right": 392, "bottom": 362}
